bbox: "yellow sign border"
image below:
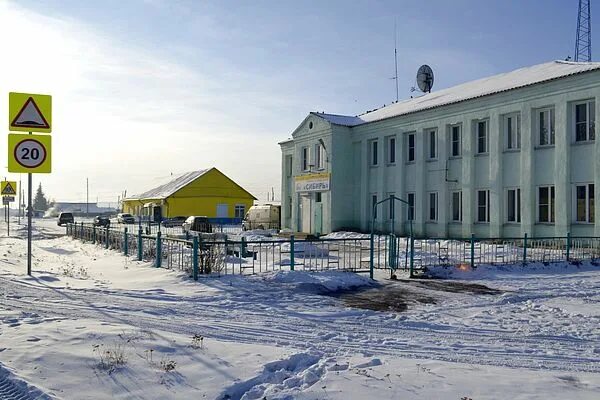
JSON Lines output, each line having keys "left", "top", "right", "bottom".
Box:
{"left": 8, "top": 134, "right": 52, "bottom": 173}
{"left": 8, "top": 92, "right": 52, "bottom": 133}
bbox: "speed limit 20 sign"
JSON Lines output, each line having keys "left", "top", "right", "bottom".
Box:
{"left": 8, "top": 133, "right": 52, "bottom": 173}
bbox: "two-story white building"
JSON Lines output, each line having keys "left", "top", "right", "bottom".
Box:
{"left": 280, "top": 60, "right": 600, "bottom": 238}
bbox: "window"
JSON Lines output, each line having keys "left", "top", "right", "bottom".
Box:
{"left": 301, "top": 147, "right": 309, "bottom": 171}
{"left": 505, "top": 114, "right": 521, "bottom": 150}
{"left": 315, "top": 192, "right": 322, "bottom": 203}
{"left": 427, "top": 129, "right": 437, "bottom": 159}
{"left": 407, "top": 192, "right": 415, "bottom": 221}
{"left": 387, "top": 192, "right": 395, "bottom": 219}
{"left": 451, "top": 191, "right": 462, "bottom": 222}
{"left": 386, "top": 136, "right": 396, "bottom": 164}
{"left": 450, "top": 125, "right": 461, "bottom": 157}
{"left": 407, "top": 133, "right": 415, "bottom": 162}
{"left": 477, "top": 190, "right": 490, "bottom": 223}
{"left": 234, "top": 205, "right": 246, "bottom": 219}
{"left": 538, "top": 186, "right": 556, "bottom": 223}
{"left": 371, "top": 194, "right": 378, "bottom": 219}
{"left": 538, "top": 108, "right": 555, "bottom": 146}
{"left": 506, "top": 188, "right": 521, "bottom": 223}
{"left": 476, "top": 120, "right": 488, "bottom": 154}
{"left": 574, "top": 101, "right": 595, "bottom": 142}
{"left": 428, "top": 192, "right": 438, "bottom": 221}
{"left": 285, "top": 155, "right": 293, "bottom": 177}
{"left": 575, "top": 184, "right": 594, "bottom": 223}
{"left": 370, "top": 140, "right": 379, "bottom": 166}
{"left": 315, "top": 143, "right": 325, "bottom": 170}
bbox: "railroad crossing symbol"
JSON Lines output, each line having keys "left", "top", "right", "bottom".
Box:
{"left": 8, "top": 133, "right": 52, "bottom": 173}
{"left": 1, "top": 181, "right": 17, "bottom": 196}
{"left": 8, "top": 92, "right": 52, "bottom": 133}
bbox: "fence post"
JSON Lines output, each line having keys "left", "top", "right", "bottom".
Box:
{"left": 566, "top": 231, "right": 571, "bottom": 262}
{"left": 409, "top": 236, "right": 415, "bottom": 278}
{"left": 199, "top": 236, "right": 204, "bottom": 274}
{"left": 369, "top": 232, "right": 375, "bottom": 279}
{"left": 155, "top": 230, "right": 162, "bottom": 268}
{"left": 137, "top": 227, "right": 143, "bottom": 261}
{"left": 124, "top": 227, "right": 128, "bottom": 256}
{"left": 523, "top": 233, "right": 528, "bottom": 265}
{"left": 193, "top": 236, "right": 199, "bottom": 281}
{"left": 80, "top": 222, "right": 84, "bottom": 240}
{"left": 470, "top": 233, "right": 475, "bottom": 268}
{"left": 290, "top": 235, "right": 295, "bottom": 271}
{"left": 92, "top": 225, "right": 96, "bottom": 244}
{"left": 105, "top": 227, "right": 109, "bottom": 249}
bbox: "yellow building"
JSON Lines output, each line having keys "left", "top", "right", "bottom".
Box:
{"left": 122, "top": 168, "right": 256, "bottom": 222}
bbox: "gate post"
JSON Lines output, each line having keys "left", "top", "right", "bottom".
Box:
{"left": 409, "top": 236, "right": 415, "bottom": 278}
{"left": 470, "top": 234, "right": 475, "bottom": 268}
{"left": 566, "top": 231, "right": 571, "bottom": 262}
{"left": 369, "top": 231, "right": 375, "bottom": 279}
{"left": 105, "top": 227, "right": 109, "bottom": 249}
{"left": 193, "top": 236, "right": 199, "bottom": 281}
{"left": 523, "top": 233, "right": 528, "bottom": 264}
{"left": 290, "top": 235, "right": 295, "bottom": 271}
{"left": 137, "top": 227, "right": 143, "bottom": 261}
{"left": 124, "top": 227, "right": 128, "bottom": 256}
{"left": 80, "top": 222, "right": 84, "bottom": 240}
{"left": 155, "top": 231, "right": 162, "bottom": 268}
{"left": 92, "top": 225, "right": 96, "bottom": 244}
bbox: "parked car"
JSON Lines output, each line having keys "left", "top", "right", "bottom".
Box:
{"left": 57, "top": 212, "right": 74, "bottom": 226}
{"left": 242, "top": 204, "right": 280, "bottom": 230}
{"left": 117, "top": 213, "right": 135, "bottom": 224}
{"left": 93, "top": 216, "right": 111, "bottom": 227}
{"left": 161, "top": 216, "right": 187, "bottom": 228}
{"left": 182, "top": 216, "right": 212, "bottom": 233}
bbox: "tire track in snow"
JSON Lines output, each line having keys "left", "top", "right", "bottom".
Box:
{"left": 0, "top": 365, "right": 51, "bottom": 400}
{"left": 1, "top": 276, "right": 599, "bottom": 373}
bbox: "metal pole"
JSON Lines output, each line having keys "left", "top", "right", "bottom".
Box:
{"left": 18, "top": 175, "right": 21, "bottom": 224}
{"left": 27, "top": 169, "right": 32, "bottom": 276}
{"left": 86, "top": 178, "right": 89, "bottom": 217}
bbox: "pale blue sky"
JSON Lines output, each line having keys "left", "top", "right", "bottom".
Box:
{"left": 1, "top": 0, "right": 596, "bottom": 203}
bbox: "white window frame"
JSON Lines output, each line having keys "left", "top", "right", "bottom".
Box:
{"left": 537, "top": 107, "right": 555, "bottom": 146}
{"left": 314, "top": 143, "right": 325, "bottom": 170}
{"left": 573, "top": 100, "right": 595, "bottom": 142}
{"left": 504, "top": 113, "right": 521, "bottom": 150}
{"left": 573, "top": 183, "right": 595, "bottom": 223}
{"left": 407, "top": 192, "right": 415, "bottom": 221}
{"left": 386, "top": 136, "right": 396, "bottom": 165}
{"left": 476, "top": 120, "right": 489, "bottom": 154}
{"left": 428, "top": 192, "right": 438, "bottom": 222}
{"left": 476, "top": 189, "right": 490, "bottom": 223}
{"left": 449, "top": 124, "right": 461, "bottom": 157}
{"left": 427, "top": 129, "right": 437, "bottom": 160}
{"left": 234, "top": 204, "right": 246, "bottom": 219}
{"left": 506, "top": 188, "right": 521, "bottom": 223}
{"left": 301, "top": 147, "right": 309, "bottom": 171}
{"left": 370, "top": 139, "right": 379, "bottom": 166}
{"left": 451, "top": 191, "right": 462, "bottom": 222}
{"left": 537, "top": 186, "right": 555, "bottom": 223}
{"left": 406, "top": 132, "right": 415, "bottom": 163}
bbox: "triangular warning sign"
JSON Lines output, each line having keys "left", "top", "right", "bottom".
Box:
{"left": 10, "top": 97, "right": 50, "bottom": 129}
{"left": 1, "top": 182, "right": 16, "bottom": 195}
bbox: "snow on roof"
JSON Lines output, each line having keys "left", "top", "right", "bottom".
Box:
{"left": 313, "top": 60, "right": 600, "bottom": 127}
{"left": 126, "top": 169, "right": 210, "bottom": 200}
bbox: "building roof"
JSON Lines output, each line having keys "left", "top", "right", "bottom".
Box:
{"left": 126, "top": 169, "right": 210, "bottom": 200}
{"left": 313, "top": 60, "right": 600, "bottom": 127}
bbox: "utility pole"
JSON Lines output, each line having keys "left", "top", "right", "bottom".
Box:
{"left": 86, "top": 177, "right": 89, "bottom": 217}
{"left": 575, "top": 0, "right": 592, "bottom": 62}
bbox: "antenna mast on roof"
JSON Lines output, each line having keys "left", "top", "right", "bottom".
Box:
{"left": 392, "top": 21, "right": 399, "bottom": 102}
{"left": 575, "top": 0, "right": 592, "bottom": 62}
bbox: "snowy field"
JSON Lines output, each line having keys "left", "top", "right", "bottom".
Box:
{"left": 0, "top": 218, "right": 599, "bottom": 399}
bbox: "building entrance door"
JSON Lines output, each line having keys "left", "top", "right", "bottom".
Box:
{"left": 313, "top": 202, "right": 322, "bottom": 236}
{"left": 300, "top": 194, "right": 311, "bottom": 233}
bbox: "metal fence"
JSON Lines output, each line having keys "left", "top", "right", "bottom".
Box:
{"left": 66, "top": 223, "right": 600, "bottom": 279}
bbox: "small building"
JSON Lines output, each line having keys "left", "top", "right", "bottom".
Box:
{"left": 122, "top": 168, "right": 256, "bottom": 223}
{"left": 49, "top": 202, "right": 117, "bottom": 217}
{"left": 280, "top": 60, "right": 600, "bottom": 238}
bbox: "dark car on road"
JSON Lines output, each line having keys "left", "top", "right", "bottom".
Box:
{"left": 57, "top": 212, "right": 74, "bottom": 226}
{"left": 161, "top": 216, "right": 187, "bottom": 228}
{"left": 93, "top": 216, "right": 111, "bottom": 227}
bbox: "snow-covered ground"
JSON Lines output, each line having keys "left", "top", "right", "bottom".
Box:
{"left": 0, "top": 218, "right": 599, "bottom": 399}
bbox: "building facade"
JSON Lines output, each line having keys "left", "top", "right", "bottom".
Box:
{"left": 280, "top": 61, "right": 600, "bottom": 238}
{"left": 122, "top": 168, "right": 256, "bottom": 222}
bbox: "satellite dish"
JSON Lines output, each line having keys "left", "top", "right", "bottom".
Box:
{"left": 416, "top": 65, "right": 434, "bottom": 93}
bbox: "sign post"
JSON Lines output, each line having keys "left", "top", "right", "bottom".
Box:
{"left": 8, "top": 92, "right": 52, "bottom": 276}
